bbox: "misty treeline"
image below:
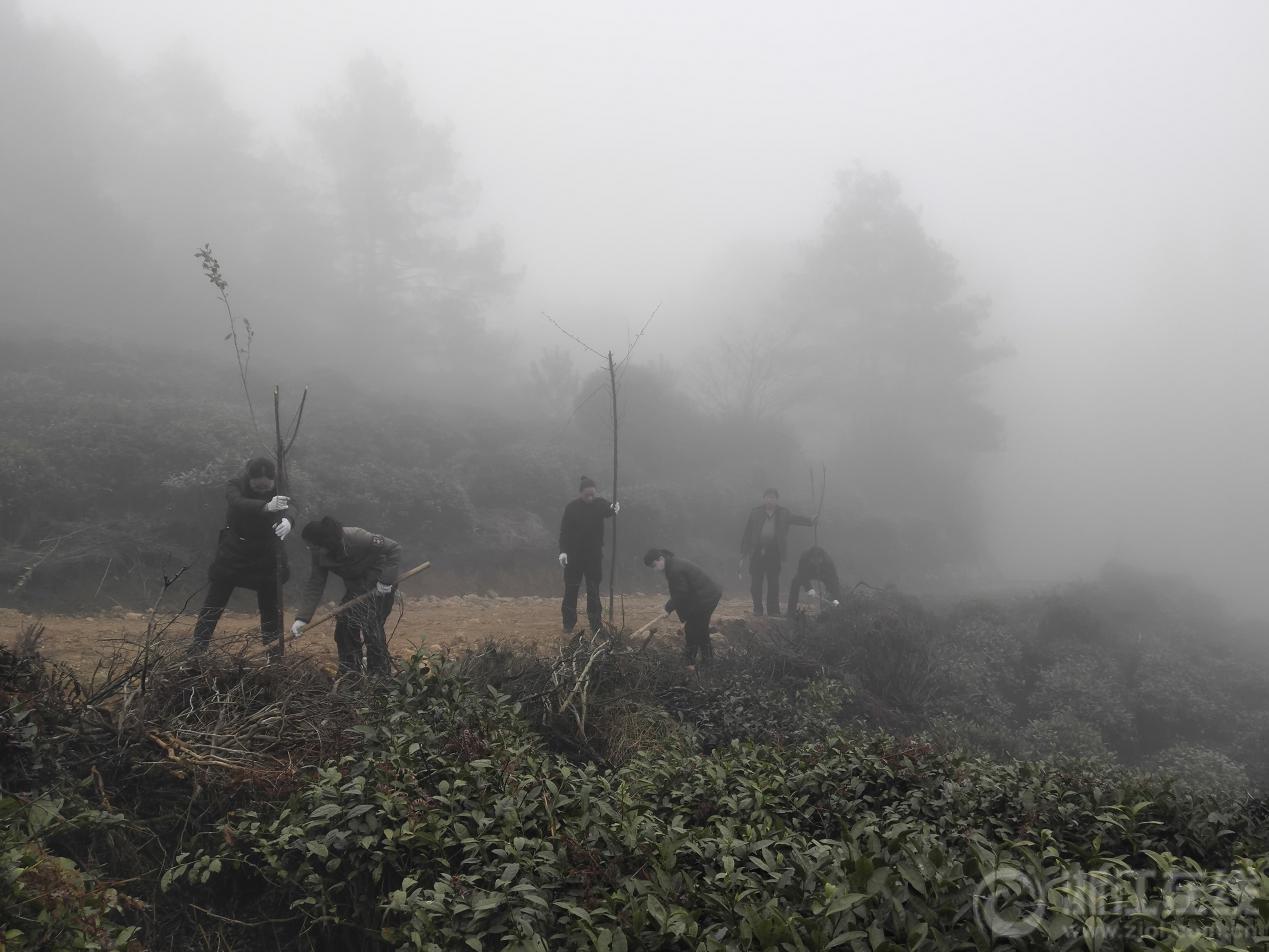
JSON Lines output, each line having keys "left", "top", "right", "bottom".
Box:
{"left": 1, "top": 4, "right": 1003, "bottom": 605}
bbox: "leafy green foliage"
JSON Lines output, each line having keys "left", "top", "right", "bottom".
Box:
{"left": 153, "top": 657, "right": 1269, "bottom": 950}
{"left": 1149, "top": 744, "right": 1252, "bottom": 801}
{"left": 0, "top": 796, "right": 140, "bottom": 952}
{"left": 1, "top": 646, "right": 143, "bottom": 949}
{"left": 9, "top": 553, "right": 1269, "bottom": 949}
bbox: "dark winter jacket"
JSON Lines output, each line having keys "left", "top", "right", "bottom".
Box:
{"left": 558, "top": 497, "right": 615, "bottom": 557}
{"left": 740, "top": 505, "right": 814, "bottom": 560}
{"left": 662, "top": 554, "right": 722, "bottom": 620}
{"left": 208, "top": 466, "right": 297, "bottom": 586}
{"left": 295, "top": 527, "right": 402, "bottom": 621}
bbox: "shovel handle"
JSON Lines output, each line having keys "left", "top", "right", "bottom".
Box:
{"left": 293, "top": 561, "right": 431, "bottom": 638}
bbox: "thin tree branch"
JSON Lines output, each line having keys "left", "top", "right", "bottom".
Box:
{"left": 196, "top": 244, "right": 264, "bottom": 447}
{"left": 553, "top": 377, "right": 611, "bottom": 439}
{"left": 190, "top": 904, "right": 301, "bottom": 928}
{"left": 542, "top": 311, "right": 606, "bottom": 361}
{"left": 284, "top": 386, "right": 310, "bottom": 453}
{"left": 615, "top": 303, "right": 661, "bottom": 383}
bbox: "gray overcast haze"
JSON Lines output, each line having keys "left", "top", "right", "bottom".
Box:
{"left": 16, "top": 0, "right": 1269, "bottom": 613}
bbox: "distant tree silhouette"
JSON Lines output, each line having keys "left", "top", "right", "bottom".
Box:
{"left": 309, "top": 55, "right": 516, "bottom": 372}
{"left": 783, "top": 166, "right": 1009, "bottom": 563}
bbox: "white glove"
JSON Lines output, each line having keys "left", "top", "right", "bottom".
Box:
{"left": 612, "top": 500, "right": 621, "bottom": 514}
{"left": 376, "top": 582, "right": 393, "bottom": 595}
{"left": 290, "top": 619, "right": 306, "bottom": 637}
{"left": 274, "top": 517, "right": 292, "bottom": 540}
{"left": 264, "top": 495, "right": 289, "bottom": 513}
{"left": 558, "top": 553, "right": 568, "bottom": 567}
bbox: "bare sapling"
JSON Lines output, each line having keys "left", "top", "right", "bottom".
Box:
{"left": 544, "top": 306, "right": 658, "bottom": 630}
{"left": 196, "top": 244, "right": 309, "bottom": 654}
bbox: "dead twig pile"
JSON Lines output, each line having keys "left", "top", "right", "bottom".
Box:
{"left": 121, "top": 651, "right": 361, "bottom": 796}
{"left": 4, "top": 618, "right": 367, "bottom": 807}
{"left": 450, "top": 610, "right": 870, "bottom": 766}
{"left": 454, "top": 627, "right": 699, "bottom": 765}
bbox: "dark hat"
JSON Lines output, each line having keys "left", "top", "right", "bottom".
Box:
{"left": 579, "top": 476, "right": 597, "bottom": 491}
{"left": 762, "top": 488, "right": 780, "bottom": 499}
{"left": 301, "top": 515, "right": 344, "bottom": 551}
{"left": 643, "top": 548, "right": 671, "bottom": 566}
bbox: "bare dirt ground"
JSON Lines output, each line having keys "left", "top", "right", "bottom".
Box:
{"left": 0, "top": 593, "right": 765, "bottom": 677}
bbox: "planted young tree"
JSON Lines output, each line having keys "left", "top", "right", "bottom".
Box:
{"left": 545, "top": 309, "right": 657, "bottom": 627}
{"left": 196, "top": 244, "right": 307, "bottom": 653}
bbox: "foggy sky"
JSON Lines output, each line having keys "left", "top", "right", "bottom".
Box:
{"left": 18, "top": 0, "right": 1269, "bottom": 613}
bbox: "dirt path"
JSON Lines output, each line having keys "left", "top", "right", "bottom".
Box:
{"left": 0, "top": 593, "right": 764, "bottom": 676}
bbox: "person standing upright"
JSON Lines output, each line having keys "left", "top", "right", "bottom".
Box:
{"left": 558, "top": 476, "right": 619, "bottom": 634}
{"left": 192, "top": 456, "right": 295, "bottom": 655}
{"left": 739, "top": 488, "right": 814, "bottom": 616}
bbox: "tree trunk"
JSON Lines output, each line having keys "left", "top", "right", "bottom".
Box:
{"left": 608, "top": 351, "right": 618, "bottom": 627}
{"left": 273, "top": 386, "right": 287, "bottom": 657}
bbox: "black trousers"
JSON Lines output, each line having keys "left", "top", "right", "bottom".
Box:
{"left": 748, "top": 546, "right": 782, "bottom": 615}
{"left": 562, "top": 551, "right": 604, "bottom": 632}
{"left": 682, "top": 597, "right": 719, "bottom": 665}
{"left": 193, "top": 576, "right": 280, "bottom": 649}
{"left": 334, "top": 589, "right": 395, "bottom": 676}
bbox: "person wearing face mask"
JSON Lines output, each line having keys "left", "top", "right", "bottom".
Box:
{"left": 291, "top": 516, "right": 402, "bottom": 675}
{"left": 192, "top": 456, "right": 295, "bottom": 654}
{"left": 557, "top": 475, "right": 619, "bottom": 634}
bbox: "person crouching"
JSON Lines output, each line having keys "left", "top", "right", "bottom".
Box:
{"left": 643, "top": 548, "right": 722, "bottom": 667}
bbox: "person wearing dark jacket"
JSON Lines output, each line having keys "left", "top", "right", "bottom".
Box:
{"left": 787, "top": 546, "right": 843, "bottom": 617}
{"left": 644, "top": 548, "right": 722, "bottom": 666}
{"left": 739, "top": 489, "right": 815, "bottom": 616}
{"left": 192, "top": 456, "right": 296, "bottom": 653}
{"left": 558, "top": 476, "right": 619, "bottom": 634}
{"left": 291, "top": 516, "right": 402, "bottom": 675}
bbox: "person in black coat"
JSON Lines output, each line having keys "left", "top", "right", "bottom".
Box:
{"left": 739, "top": 488, "right": 815, "bottom": 616}
{"left": 291, "top": 516, "right": 402, "bottom": 676}
{"left": 558, "top": 476, "right": 619, "bottom": 633}
{"left": 644, "top": 548, "right": 722, "bottom": 666}
{"left": 192, "top": 456, "right": 296, "bottom": 652}
{"left": 786, "top": 546, "right": 843, "bottom": 617}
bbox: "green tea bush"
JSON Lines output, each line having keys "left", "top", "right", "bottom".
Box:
{"left": 1149, "top": 744, "right": 1253, "bottom": 801}
{"left": 1, "top": 796, "right": 140, "bottom": 952}
{"left": 160, "top": 656, "right": 1269, "bottom": 950}
{"left": 1021, "top": 710, "right": 1114, "bottom": 763}
{"left": 10, "top": 566, "right": 1269, "bottom": 949}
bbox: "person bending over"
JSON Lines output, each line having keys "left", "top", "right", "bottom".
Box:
{"left": 787, "top": 545, "right": 843, "bottom": 617}
{"left": 292, "top": 516, "right": 401, "bottom": 675}
{"left": 644, "top": 548, "right": 722, "bottom": 667}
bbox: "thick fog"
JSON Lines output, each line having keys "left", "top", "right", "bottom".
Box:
{"left": 6, "top": 0, "right": 1269, "bottom": 613}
